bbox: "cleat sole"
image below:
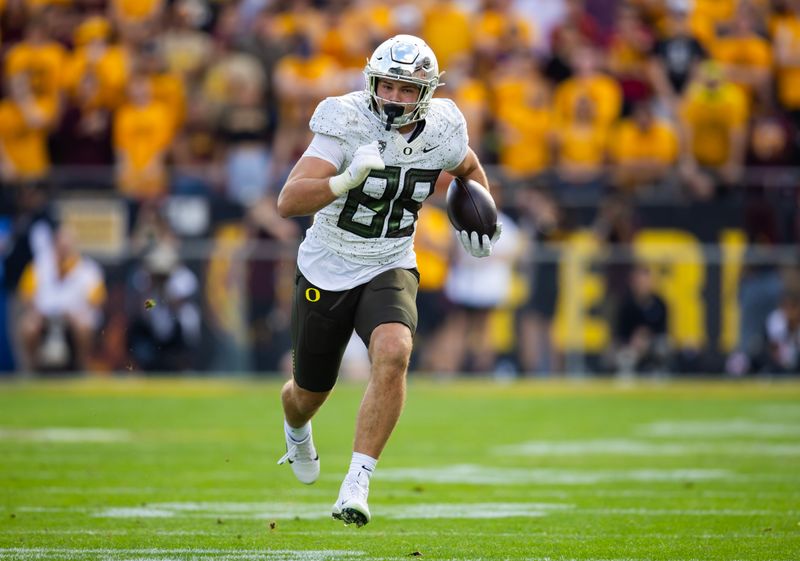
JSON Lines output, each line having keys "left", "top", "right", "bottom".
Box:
{"left": 332, "top": 508, "right": 369, "bottom": 528}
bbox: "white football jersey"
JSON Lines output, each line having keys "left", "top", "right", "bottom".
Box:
{"left": 297, "top": 90, "right": 468, "bottom": 291}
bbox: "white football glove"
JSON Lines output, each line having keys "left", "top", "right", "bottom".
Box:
{"left": 329, "top": 141, "right": 385, "bottom": 197}
{"left": 458, "top": 223, "right": 503, "bottom": 258}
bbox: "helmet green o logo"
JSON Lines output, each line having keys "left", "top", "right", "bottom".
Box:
{"left": 305, "top": 288, "right": 320, "bottom": 302}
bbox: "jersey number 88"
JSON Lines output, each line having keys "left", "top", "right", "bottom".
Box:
{"left": 337, "top": 167, "right": 440, "bottom": 239}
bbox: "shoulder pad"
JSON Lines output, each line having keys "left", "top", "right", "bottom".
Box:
{"left": 309, "top": 94, "right": 365, "bottom": 137}
{"left": 427, "top": 98, "right": 466, "bottom": 131}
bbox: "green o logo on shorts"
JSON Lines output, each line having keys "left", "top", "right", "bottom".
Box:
{"left": 305, "top": 288, "right": 321, "bottom": 302}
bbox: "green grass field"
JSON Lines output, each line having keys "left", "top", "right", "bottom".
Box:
{"left": 1, "top": 377, "right": 799, "bottom": 561}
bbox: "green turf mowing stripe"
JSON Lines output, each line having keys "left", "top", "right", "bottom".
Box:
{"left": 1, "top": 379, "right": 798, "bottom": 560}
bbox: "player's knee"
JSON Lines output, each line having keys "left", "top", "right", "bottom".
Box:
{"left": 370, "top": 324, "right": 412, "bottom": 371}
{"left": 291, "top": 382, "right": 329, "bottom": 412}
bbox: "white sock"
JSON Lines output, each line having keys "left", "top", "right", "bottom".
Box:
{"left": 284, "top": 420, "right": 311, "bottom": 443}
{"left": 348, "top": 452, "right": 377, "bottom": 481}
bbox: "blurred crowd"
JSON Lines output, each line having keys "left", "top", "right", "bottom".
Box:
{"left": 1, "top": 0, "right": 800, "bottom": 377}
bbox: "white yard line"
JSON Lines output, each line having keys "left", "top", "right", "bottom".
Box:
{"left": 752, "top": 404, "right": 800, "bottom": 419}
{"left": 0, "top": 529, "right": 219, "bottom": 536}
{"left": 0, "top": 428, "right": 131, "bottom": 443}
{"left": 493, "top": 439, "right": 800, "bottom": 456}
{"left": 374, "top": 465, "right": 734, "bottom": 485}
{"left": 0, "top": 551, "right": 761, "bottom": 561}
{"left": 574, "top": 488, "right": 800, "bottom": 499}
{"left": 29, "top": 486, "right": 163, "bottom": 495}
{"left": 581, "top": 507, "right": 796, "bottom": 516}
{"left": 11, "top": 500, "right": 795, "bottom": 521}
{"left": 17, "top": 487, "right": 800, "bottom": 500}
{"left": 637, "top": 419, "right": 800, "bottom": 438}
{"left": 27, "top": 486, "right": 331, "bottom": 497}
{"left": 91, "top": 501, "right": 573, "bottom": 520}
{"left": 0, "top": 529, "right": 783, "bottom": 539}
{"left": 262, "top": 531, "right": 793, "bottom": 539}
{"left": 370, "top": 502, "right": 571, "bottom": 519}
{"left": 0, "top": 549, "right": 366, "bottom": 561}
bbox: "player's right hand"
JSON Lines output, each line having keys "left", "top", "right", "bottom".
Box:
{"left": 329, "top": 141, "right": 385, "bottom": 197}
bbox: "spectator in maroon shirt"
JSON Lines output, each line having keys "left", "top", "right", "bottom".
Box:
{"left": 550, "top": 0, "right": 606, "bottom": 51}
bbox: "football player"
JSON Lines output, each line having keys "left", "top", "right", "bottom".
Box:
{"left": 276, "top": 34, "right": 501, "bottom": 527}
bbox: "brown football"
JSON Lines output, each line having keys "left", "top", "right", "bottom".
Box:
{"left": 446, "top": 177, "right": 497, "bottom": 237}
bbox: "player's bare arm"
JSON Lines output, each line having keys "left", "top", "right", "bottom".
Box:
{"left": 276, "top": 157, "right": 339, "bottom": 218}
{"left": 278, "top": 141, "right": 385, "bottom": 218}
{"left": 448, "top": 147, "right": 490, "bottom": 193}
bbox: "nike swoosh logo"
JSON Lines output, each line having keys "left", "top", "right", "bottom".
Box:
{"left": 421, "top": 145, "right": 440, "bottom": 153}
{"left": 288, "top": 454, "right": 319, "bottom": 464}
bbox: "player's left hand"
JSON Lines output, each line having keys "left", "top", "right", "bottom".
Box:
{"left": 458, "top": 223, "right": 502, "bottom": 258}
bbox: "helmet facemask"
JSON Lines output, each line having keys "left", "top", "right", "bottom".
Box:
{"left": 364, "top": 35, "right": 441, "bottom": 130}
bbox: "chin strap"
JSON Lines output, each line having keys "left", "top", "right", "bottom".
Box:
{"left": 383, "top": 104, "right": 404, "bottom": 131}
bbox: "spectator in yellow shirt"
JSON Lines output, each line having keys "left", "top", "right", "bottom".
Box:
{"left": 471, "top": 0, "right": 536, "bottom": 61}
{"left": 679, "top": 62, "right": 749, "bottom": 199}
{"left": 693, "top": 0, "right": 737, "bottom": 27}
{"left": 610, "top": 100, "right": 679, "bottom": 193}
{"left": 773, "top": 1, "right": 800, "bottom": 116}
{"left": 553, "top": 45, "right": 622, "bottom": 128}
{"left": 341, "top": 0, "right": 393, "bottom": 51}
{"left": 271, "top": 0, "right": 327, "bottom": 46}
{"left": 553, "top": 95, "right": 610, "bottom": 200}
{"left": 497, "top": 103, "right": 553, "bottom": 182}
{"left": 491, "top": 49, "right": 549, "bottom": 111}
{"left": 421, "top": 0, "right": 472, "bottom": 70}
{"left": 62, "top": 15, "right": 129, "bottom": 110}
{"left": 4, "top": 17, "right": 67, "bottom": 100}
{"left": 494, "top": 58, "right": 553, "bottom": 181}
{"left": 711, "top": 6, "right": 773, "bottom": 104}
{"left": 110, "top": 0, "right": 165, "bottom": 27}
{"left": 113, "top": 74, "right": 176, "bottom": 201}
{"left": 318, "top": 11, "right": 372, "bottom": 71}
{"left": 0, "top": 72, "right": 58, "bottom": 184}
{"left": 134, "top": 40, "right": 187, "bottom": 136}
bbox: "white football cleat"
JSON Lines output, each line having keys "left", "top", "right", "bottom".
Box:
{"left": 277, "top": 430, "right": 319, "bottom": 485}
{"left": 332, "top": 471, "right": 371, "bottom": 527}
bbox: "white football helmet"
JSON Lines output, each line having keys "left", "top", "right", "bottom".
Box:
{"left": 364, "top": 34, "right": 441, "bottom": 129}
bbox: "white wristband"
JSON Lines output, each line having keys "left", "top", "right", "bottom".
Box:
{"left": 329, "top": 172, "right": 352, "bottom": 197}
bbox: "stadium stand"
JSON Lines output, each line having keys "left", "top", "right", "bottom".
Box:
{"left": 1, "top": 0, "right": 799, "bottom": 378}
